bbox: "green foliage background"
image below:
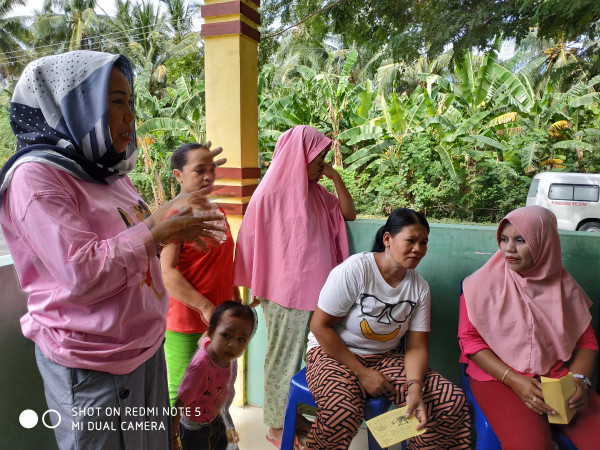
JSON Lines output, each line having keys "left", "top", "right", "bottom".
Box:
{"left": 1, "top": 1, "right": 600, "bottom": 224}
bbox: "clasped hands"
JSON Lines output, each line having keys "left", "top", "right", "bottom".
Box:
{"left": 357, "top": 367, "right": 428, "bottom": 430}
{"left": 509, "top": 372, "right": 589, "bottom": 415}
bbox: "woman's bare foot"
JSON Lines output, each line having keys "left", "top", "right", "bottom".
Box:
{"left": 266, "top": 427, "right": 307, "bottom": 449}
{"left": 268, "top": 427, "right": 283, "bottom": 443}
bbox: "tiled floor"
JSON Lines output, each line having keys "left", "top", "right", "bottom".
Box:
{"left": 231, "top": 405, "right": 367, "bottom": 449}
{"left": 231, "top": 405, "right": 405, "bottom": 449}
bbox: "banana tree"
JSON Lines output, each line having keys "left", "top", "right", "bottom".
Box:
{"left": 313, "top": 47, "right": 359, "bottom": 166}
{"left": 259, "top": 63, "right": 331, "bottom": 163}
{"left": 134, "top": 67, "right": 206, "bottom": 205}
{"left": 338, "top": 81, "right": 434, "bottom": 190}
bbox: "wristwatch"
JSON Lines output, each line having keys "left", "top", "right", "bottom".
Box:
{"left": 573, "top": 374, "right": 592, "bottom": 388}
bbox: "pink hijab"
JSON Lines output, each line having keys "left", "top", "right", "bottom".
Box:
{"left": 463, "top": 206, "right": 592, "bottom": 375}
{"left": 233, "top": 126, "right": 349, "bottom": 311}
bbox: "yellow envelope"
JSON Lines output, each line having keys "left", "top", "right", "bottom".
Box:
{"left": 366, "top": 405, "right": 426, "bottom": 448}
{"left": 540, "top": 372, "right": 577, "bottom": 424}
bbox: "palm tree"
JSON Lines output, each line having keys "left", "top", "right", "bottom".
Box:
{"left": 266, "top": 32, "right": 334, "bottom": 85}
{"left": 373, "top": 48, "right": 455, "bottom": 95}
{"left": 160, "top": 0, "right": 199, "bottom": 43}
{"left": 513, "top": 30, "right": 592, "bottom": 94}
{"left": 0, "top": 0, "right": 30, "bottom": 77}
{"left": 31, "top": 0, "right": 104, "bottom": 53}
{"left": 103, "top": 0, "right": 169, "bottom": 87}
{"left": 105, "top": 0, "right": 201, "bottom": 91}
{"left": 159, "top": 0, "right": 203, "bottom": 77}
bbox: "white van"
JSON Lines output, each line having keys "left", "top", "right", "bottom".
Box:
{"left": 526, "top": 172, "right": 600, "bottom": 232}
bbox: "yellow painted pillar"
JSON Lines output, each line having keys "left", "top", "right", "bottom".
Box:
{"left": 201, "top": 0, "right": 260, "bottom": 406}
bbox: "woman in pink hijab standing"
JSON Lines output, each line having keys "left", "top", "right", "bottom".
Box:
{"left": 458, "top": 206, "right": 600, "bottom": 449}
{"left": 234, "top": 125, "right": 356, "bottom": 448}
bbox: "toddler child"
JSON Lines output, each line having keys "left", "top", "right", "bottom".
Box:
{"left": 172, "top": 301, "right": 256, "bottom": 450}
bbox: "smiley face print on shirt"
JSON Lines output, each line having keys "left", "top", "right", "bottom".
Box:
{"left": 359, "top": 294, "right": 415, "bottom": 342}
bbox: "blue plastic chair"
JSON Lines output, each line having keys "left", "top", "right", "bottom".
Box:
{"left": 459, "top": 363, "right": 501, "bottom": 450}
{"left": 281, "top": 367, "right": 407, "bottom": 450}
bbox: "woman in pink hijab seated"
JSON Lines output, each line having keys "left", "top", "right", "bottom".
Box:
{"left": 234, "top": 125, "right": 356, "bottom": 448}
{"left": 458, "top": 206, "right": 600, "bottom": 449}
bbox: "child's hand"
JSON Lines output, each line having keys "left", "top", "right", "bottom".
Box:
{"left": 226, "top": 428, "right": 239, "bottom": 443}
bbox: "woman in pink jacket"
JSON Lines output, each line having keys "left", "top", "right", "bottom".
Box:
{"left": 0, "top": 51, "right": 223, "bottom": 449}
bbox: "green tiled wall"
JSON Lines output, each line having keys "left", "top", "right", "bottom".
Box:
{"left": 246, "top": 221, "right": 600, "bottom": 406}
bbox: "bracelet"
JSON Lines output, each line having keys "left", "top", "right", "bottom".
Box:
{"left": 406, "top": 379, "right": 425, "bottom": 393}
{"left": 501, "top": 368, "right": 512, "bottom": 384}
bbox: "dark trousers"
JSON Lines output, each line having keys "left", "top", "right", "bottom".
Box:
{"left": 179, "top": 415, "right": 227, "bottom": 450}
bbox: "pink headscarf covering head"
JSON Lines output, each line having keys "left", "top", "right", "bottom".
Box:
{"left": 463, "top": 205, "right": 592, "bottom": 374}
{"left": 233, "top": 126, "right": 349, "bottom": 311}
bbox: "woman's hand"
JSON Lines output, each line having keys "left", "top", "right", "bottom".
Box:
{"left": 198, "top": 301, "right": 215, "bottom": 326}
{"left": 145, "top": 194, "right": 227, "bottom": 251}
{"left": 567, "top": 348, "right": 595, "bottom": 411}
{"left": 158, "top": 207, "right": 226, "bottom": 250}
{"left": 568, "top": 378, "right": 589, "bottom": 411}
{"left": 206, "top": 140, "right": 227, "bottom": 167}
{"left": 405, "top": 384, "right": 427, "bottom": 430}
{"left": 248, "top": 296, "right": 261, "bottom": 308}
{"left": 319, "top": 163, "right": 337, "bottom": 181}
{"left": 504, "top": 371, "right": 555, "bottom": 416}
{"left": 148, "top": 191, "right": 212, "bottom": 227}
{"left": 317, "top": 163, "right": 357, "bottom": 220}
{"left": 356, "top": 367, "right": 396, "bottom": 397}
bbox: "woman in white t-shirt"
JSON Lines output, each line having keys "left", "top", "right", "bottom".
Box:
{"left": 305, "top": 208, "right": 471, "bottom": 449}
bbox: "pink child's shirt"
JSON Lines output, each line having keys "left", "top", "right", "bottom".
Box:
{"left": 0, "top": 162, "right": 167, "bottom": 375}
{"left": 177, "top": 336, "right": 234, "bottom": 423}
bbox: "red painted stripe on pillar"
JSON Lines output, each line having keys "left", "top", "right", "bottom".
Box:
{"left": 215, "top": 167, "right": 261, "bottom": 179}
{"left": 215, "top": 202, "right": 247, "bottom": 215}
{"left": 201, "top": 1, "right": 261, "bottom": 25}
{"left": 212, "top": 184, "right": 258, "bottom": 197}
{"left": 201, "top": 21, "right": 261, "bottom": 43}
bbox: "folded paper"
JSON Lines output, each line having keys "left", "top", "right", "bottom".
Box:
{"left": 540, "top": 372, "right": 576, "bottom": 424}
{"left": 366, "top": 405, "right": 426, "bottom": 448}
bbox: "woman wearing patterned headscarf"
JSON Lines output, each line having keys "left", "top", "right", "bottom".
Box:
{"left": 0, "top": 51, "right": 224, "bottom": 449}
{"left": 234, "top": 125, "right": 356, "bottom": 448}
{"left": 459, "top": 206, "right": 600, "bottom": 449}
